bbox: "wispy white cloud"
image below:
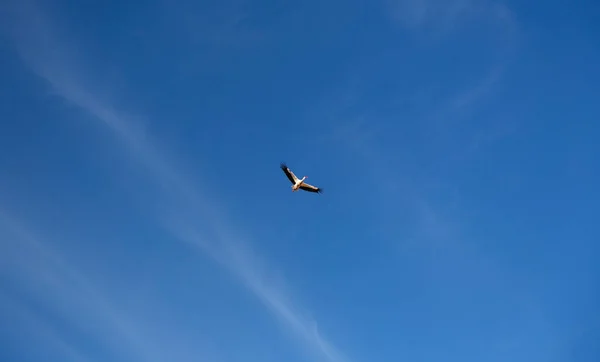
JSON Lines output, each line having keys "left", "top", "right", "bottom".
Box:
{"left": 327, "top": 0, "right": 520, "bottom": 177}
{"left": 168, "top": 222, "right": 346, "bottom": 362}
{"left": 448, "top": 65, "right": 504, "bottom": 111}
{"left": 316, "top": 3, "right": 559, "bottom": 358}
{"left": 387, "top": 0, "right": 472, "bottom": 30}
{"left": 0, "top": 208, "right": 228, "bottom": 362}
{"left": 386, "top": 0, "right": 518, "bottom": 36}
{"left": 0, "top": 291, "right": 94, "bottom": 362}
{"left": 156, "top": 0, "right": 267, "bottom": 49}
{"left": 317, "top": 93, "right": 557, "bottom": 362}
{"left": 0, "top": 208, "right": 170, "bottom": 362}
{"left": 1, "top": 2, "right": 349, "bottom": 362}
{"left": 423, "top": 64, "right": 511, "bottom": 135}
{"left": 386, "top": 0, "right": 519, "bottom": 123}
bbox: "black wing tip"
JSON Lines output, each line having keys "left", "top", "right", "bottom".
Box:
{"left": 280, "top": 162, "right": 288, "bottom": 169}
{"left": 300, "top": 186, "right": 323, "bottom": 194}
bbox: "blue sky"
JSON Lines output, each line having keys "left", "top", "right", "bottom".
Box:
{"left": 1, "top": 0, "right": 599, "bottom": 361}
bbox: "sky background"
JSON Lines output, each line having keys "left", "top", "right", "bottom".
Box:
{"left": 0, "top": 0, "right": 599, "bottom": 362}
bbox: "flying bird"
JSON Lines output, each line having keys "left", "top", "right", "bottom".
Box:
{"left": 280, "top": 162, "right": 323, "bottom": 194}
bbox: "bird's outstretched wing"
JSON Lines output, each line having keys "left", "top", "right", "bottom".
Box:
{"left": 299, "top": 183, "right": 322, "bottom": 194}
{"left": 280, "top": 162, "right": 299, "bottom": 184}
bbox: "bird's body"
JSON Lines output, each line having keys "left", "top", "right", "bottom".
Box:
{"left": 292, "top": 176, "right": 307, "bottom": 191}
{"left": 280, "top": 163, "right": 322, "bottom": 194}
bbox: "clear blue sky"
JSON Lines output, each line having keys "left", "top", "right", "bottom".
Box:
{"left": 1, "top": 0, "right": 598, "bottom": 361}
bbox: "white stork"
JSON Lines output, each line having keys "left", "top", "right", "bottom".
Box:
{"left": 280, "top": 162, "right": 323, "bottom": 194}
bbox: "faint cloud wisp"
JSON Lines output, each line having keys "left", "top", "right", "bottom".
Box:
{"left": 0, "top": 2, "right": 350, "bottom": 362}
{"left": 0, "top": 209, "right": 170, "bottom": 362}
{"left": 386, "top": 0, "right": 518, "bottom": 36}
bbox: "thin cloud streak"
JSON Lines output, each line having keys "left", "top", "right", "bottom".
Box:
{"left": 387, "top": 0, "right": 518, "bottom": 35}
{"left": 325, "top": 0, "right": 519, "bottom": 184}
{"left": 1, "top": 2, "right": 349, "bottom": 362}
{"left": 0, "top": 209, "right": 166, "bottom": 362}
{"left": 169, "top": 222, "right": 345, "bottom": 362}
{"left": 0, "top": 292, "right": 93, "bottom": 362}
{"left": 320, "top": 3, "right": 556, "bottom": 356}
